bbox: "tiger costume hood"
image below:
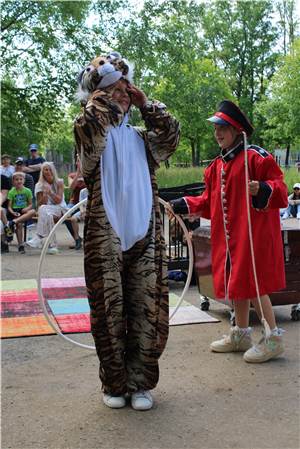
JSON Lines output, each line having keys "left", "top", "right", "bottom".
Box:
{"left": 76, "top": 51, "right": 134, "bottom": 104}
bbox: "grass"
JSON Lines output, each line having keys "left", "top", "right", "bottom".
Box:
{"left": 157, "top": 166, "right": 299, "bottom": 192}
{"left": 157, "top": 166, "right": 204, "bottom": 188}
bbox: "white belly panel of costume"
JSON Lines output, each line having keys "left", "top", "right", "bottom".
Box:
{"left": 101, "top": 117, "right": 152, "bottom": 251}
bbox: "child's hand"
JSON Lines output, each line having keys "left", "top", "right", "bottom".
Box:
{"left": 13, "top": 211, "right": 20, "bottom": 217}
{"left": 249, "top": 180, "right": 260, "bottom": 196}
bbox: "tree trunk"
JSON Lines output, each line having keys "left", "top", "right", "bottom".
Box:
{"left": 195, "top": 145, "right": 200, "bottom": 167}
{"left": 190, "top": 138, "right": 196, "bottom": 166}
{"left": 285, "top": 142, "right": 290, "bottom": 167}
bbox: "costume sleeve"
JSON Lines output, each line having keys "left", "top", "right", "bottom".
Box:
{"left": 170, "top": 166, "right": 212, "bottom": 219}
{"left": 74, "top": 90, "right": 124, "bottom": 178}
{"left": 140, "top": 101, "right": 180, "bottom": 167}
{"left": 249, "top": 154, "right": 288, "bottom": 210}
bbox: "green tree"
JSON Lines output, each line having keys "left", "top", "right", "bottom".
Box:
{"left": 1, "top": 0, "right": 125, "bottom": 156}
{"left": 117, "top": 0, "right": 231, "bottom": 164}
{"left": 255, "top": 38, "right": 300, "bottom": 163}
{"left": 201, "top": 0, "right": 279, "bottom": 120}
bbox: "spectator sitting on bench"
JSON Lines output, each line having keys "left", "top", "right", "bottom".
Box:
{"left": 282, "top": 183, "right": 300, "bottom": 219}
{"left": 1, "top": 174, "right": 13, "bottom": 252}
{"left": 64, "top": 156, "right": 85, "bottom": 250}
{"left": 7, "top": 172, "right": 36, "bottom": 253}
{"left": 27, "top": 162, "right": 80, "bottom": 254}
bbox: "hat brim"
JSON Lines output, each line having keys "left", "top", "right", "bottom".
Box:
{"left": 207, "top": 116, "right": 230, "bottom": 126}
{"left": 30, "top": 148, "right": 38, "bottom": 151}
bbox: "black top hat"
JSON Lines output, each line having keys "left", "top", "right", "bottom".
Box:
{"left": 207, "top": 100, "right": 254, "bottom": 136}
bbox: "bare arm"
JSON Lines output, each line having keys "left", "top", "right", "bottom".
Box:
{"left": 47, "top": 180, "right": 64, "bottom": 205}
{"left": 22, "top": 197, "right": 33, "bottom": 213}
{"left": 23, "top": 164, "right": 43, "bottom": 173}
{"left": 0, "top": 190, "right": 8, "bottom": 206}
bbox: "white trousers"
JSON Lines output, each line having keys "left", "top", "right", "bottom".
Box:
{"left": 37, "top": 204, "right": 67, "bottom": 245}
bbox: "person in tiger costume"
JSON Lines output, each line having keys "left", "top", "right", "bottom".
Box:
{"left": 74, "top": 52, "right": 180, "bottom": 411}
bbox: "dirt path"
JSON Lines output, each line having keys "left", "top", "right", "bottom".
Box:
{"left": 1, "top": 224, "right": 300, "bottom": 449}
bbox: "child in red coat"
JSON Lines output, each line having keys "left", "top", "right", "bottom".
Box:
{"left": 169, "top": 100, "right": 288, "bottom": 363}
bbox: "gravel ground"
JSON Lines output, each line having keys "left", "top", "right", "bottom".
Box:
{"left": 1, "top": 222, "right": 300, "bottom": 449}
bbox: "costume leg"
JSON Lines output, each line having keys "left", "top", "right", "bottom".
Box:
{"left": 122, "top": 226, "right": 169, "bottom": 393}
{"left": 84, "top": 211, "right": 128, "bottom": 395}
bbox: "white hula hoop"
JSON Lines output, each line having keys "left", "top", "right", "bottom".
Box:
{"left": 159, "top": 198, "right": 194, "bottom": 320}
{"left": 37, "top": 197, "right": 193, "bottom": 350}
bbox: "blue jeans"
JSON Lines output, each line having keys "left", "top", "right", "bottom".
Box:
{"left": 285, "top": 204, "right": 300, "bottom": 217}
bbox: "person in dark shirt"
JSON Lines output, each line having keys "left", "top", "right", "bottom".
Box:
{"left": 1, "top": 174, "right": 13, "bottom": 250}
{"left": 24, "top": 144, "right": 46, "bottom": 185}
{"left": 14, "top": 157, "right": 35, "bottom": 196}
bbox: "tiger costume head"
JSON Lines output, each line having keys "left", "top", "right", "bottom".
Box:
{"left": 76, "top": 51, "right": 134, "bottom": 104}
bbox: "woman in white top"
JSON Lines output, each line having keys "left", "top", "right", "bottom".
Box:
{"left": 27, "top": 162, "right": 67, "bottom": 253}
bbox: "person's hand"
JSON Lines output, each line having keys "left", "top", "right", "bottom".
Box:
{"left": 13, "top": 211, "right": 20, "bottom": 217}
{"left": 126, "top": 84, "right": 147, "bottom": 109}
{"left": 249, "top": 180, "right": 260, "bottom": 196}
{"left": 43, "top": 184, "right": 51, "bottom": 195}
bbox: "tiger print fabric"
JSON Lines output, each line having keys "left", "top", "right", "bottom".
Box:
{"left": 74, "top": 90, "right": 180, "bottom": 394}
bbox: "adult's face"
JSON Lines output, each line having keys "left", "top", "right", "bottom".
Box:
{"left": 43, "top": 165, "right": 54, "bottom": 183}
{"left": 2, "top": 157, "right": 10, "bottom": 167}
{"left": 15, "top": 163, "right": 24, "bottom": 172}
{"left": 30, "top": 150, "right": 38, "bottom": 159}
{"left": 111, "top": 79, "right": 131, "bottom": 113}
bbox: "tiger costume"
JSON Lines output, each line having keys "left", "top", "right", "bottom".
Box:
{"left": 74, "top": 53, "right": 180, "bottom": 407}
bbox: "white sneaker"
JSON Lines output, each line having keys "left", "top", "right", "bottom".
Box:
{"left": 244, "top": 334, "right": 284, "bottom": 363}
{"left": 131, "top": 390, "right": 153, "bottom": 411}
{"left": 210, "top": 326, "right": 253, "bottom": 353}
{"left": 103, "top": 393, "right": 126, "bottom": 409}
{"left": 297, "top": 212, "right": 300, "bottom": 220}
{"left": 47, "top": 247, "right": 59, "bottom": 255}
{"left": 26, "top": 235, "right": 43, "bottom": 248}
{"left": 282, "top": 213, "right": 289, "bottom": 220}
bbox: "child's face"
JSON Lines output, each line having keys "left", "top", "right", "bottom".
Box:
{"left": 294, "top": 187, "right": 300, "bottom": 197}
{"left": 13, "top": 175, "right": 24, "bottom": 189}
{"left": 214, "top": 124, "right": 240, "bottom": 150}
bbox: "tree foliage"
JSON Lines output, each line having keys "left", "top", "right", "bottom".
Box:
{"left": 1, "top": 0, "right": 125, "bottom": 155}
{"left": 1, "top": 0, "right": 300, "bottom": 166}
{"left": 255, "top": 38, "right": 300, "bottom": 153}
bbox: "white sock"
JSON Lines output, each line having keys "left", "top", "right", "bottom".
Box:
{"left": 270, "top": 327, "right": 283, "bottom": 336}
{"left": 235, "top": 326, "right": 252, "bottom": 334}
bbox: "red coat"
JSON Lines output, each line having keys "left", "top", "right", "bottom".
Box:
{"left": 185, "top": 145, "right": 288, "bottom": 300}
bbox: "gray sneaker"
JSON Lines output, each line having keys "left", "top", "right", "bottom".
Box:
{"left": 103, "top": 393, "right": 126, "bottom": 409}
{"left": 131, "top": 390, "right": 153, "bottom": 411}
{"left": 244, "top": 334, "right": 284, "bottom": 363}
{"left": 210, "top": 326, "right": 253, "bottom": 353}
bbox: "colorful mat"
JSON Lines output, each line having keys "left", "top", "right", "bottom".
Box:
{"left": 1, "top": 278, "right": 218, "bottom": 338}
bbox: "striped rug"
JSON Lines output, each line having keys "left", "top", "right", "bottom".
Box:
{"left": 1, "top": 278, "right": 218, "bottom": 338}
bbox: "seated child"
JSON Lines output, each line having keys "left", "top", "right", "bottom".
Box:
{"left": 7, "top": 172, "right": 36, "bottom": 253}
{"left": 282, "top": 183, "right": 300, "bottom": 219}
